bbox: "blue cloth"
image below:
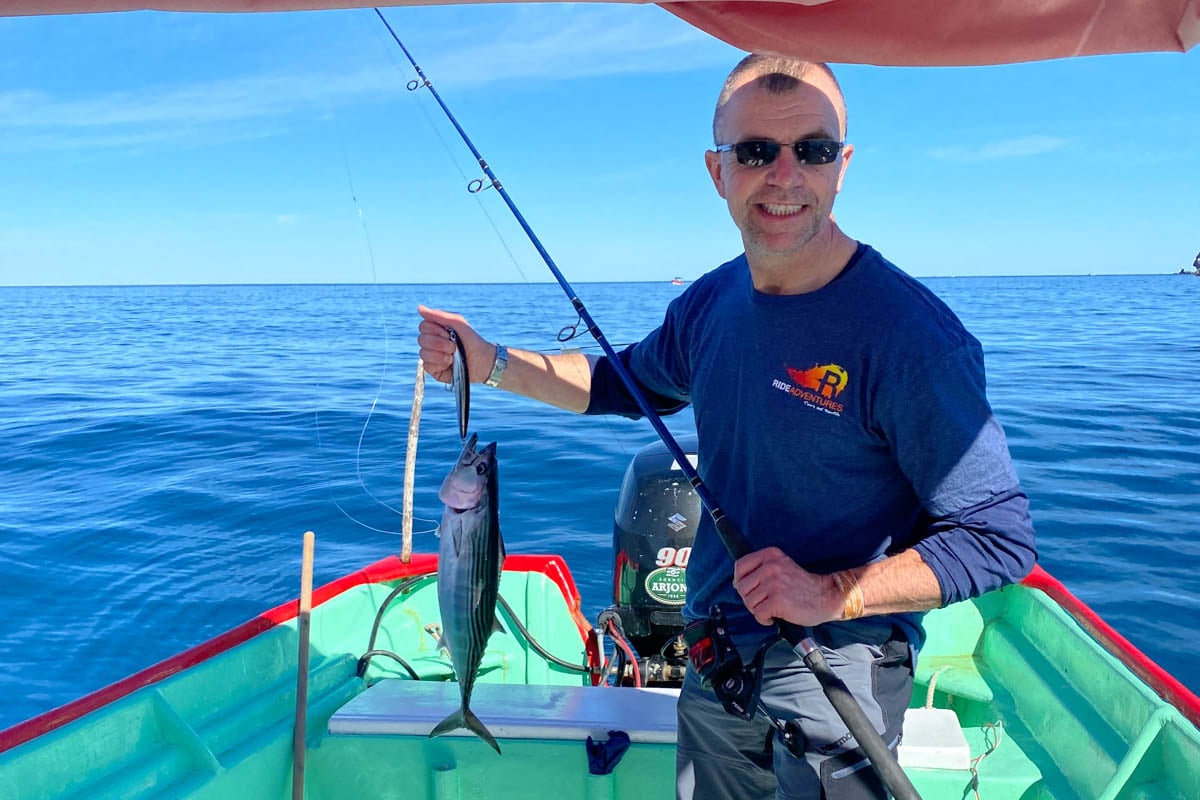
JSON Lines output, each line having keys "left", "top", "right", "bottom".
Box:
{"left": 586, "top": 243, "right": 1036, "bottom": 642}
{"left": 586, "top": 730, "right": 632, "bottom": 775}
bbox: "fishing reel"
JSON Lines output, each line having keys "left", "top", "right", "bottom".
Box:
{"left": 682, "top": 606, "right": 765, "bottom": 721}
{"left": 682, "top": 607, "right": 806, "bottom": 757}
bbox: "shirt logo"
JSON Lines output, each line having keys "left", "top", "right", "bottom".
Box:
{"left": 772, "top": 363, "right": 848, "bottom": 416}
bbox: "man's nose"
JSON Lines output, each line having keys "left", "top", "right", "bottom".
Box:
{"left": 765, "top": 146, "right": 808, "bottom": 186}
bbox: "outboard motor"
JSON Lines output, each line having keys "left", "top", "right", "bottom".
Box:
{"left": 601, "top": 435, "right": 701, "bottom": 686}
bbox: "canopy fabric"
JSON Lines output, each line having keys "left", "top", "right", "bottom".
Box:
{"left": 0, "top": 0, "right": 1196, "bottom": 65}
{"left": 664, "top": 0, "right": 1200, "bottom": 66}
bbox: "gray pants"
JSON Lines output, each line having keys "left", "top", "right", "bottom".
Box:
{"left": 676, "top": 623, "right": 913, "bottom": 800}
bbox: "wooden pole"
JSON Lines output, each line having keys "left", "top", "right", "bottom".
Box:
{"left": 292, "top": 531, "right": 315, "bottom": 800}
{"left": 401, "top": 359, "right": 426, "bottom": 563}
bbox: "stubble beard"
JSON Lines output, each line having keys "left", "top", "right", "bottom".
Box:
{"left": 740, "top": 193, "right": 827, "bottom": 265}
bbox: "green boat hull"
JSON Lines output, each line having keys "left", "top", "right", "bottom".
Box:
{"left": 2, "top": 554, "right": 1198, "bottom": 800}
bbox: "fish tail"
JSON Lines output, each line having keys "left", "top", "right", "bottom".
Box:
{"left": 464, "top": 706, "right": 501, "bottom": 754}
{"left": 428, "top": 704, "right": 502, "bottom": 754}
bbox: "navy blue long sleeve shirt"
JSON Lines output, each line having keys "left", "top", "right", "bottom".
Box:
{"left": 586, "top": 244, "right": 1037, "bottom": 641}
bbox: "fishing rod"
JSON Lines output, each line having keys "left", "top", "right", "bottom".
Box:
{"left": 371, "top": 10, "right": 750, "bottom": 557}
{"left": 375, "top": 11, "right": 920, "bottom": 799}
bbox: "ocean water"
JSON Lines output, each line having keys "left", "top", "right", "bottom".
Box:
{"left": 0, "top": 275, "right": 1197, "bottom": 731}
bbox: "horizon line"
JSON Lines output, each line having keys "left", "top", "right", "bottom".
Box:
{"left": 0, "top": 272, "right": 1184, "bottom": 290}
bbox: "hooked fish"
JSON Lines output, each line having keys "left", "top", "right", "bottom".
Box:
{"left": 430, "top": 433, "right": 506, "bottom": 754}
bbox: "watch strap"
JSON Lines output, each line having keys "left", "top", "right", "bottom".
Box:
{"left": 485, "top": 344, "right": 508, "bottom": 388}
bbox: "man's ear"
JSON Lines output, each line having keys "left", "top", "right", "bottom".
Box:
{"left": 704, "top": 150, "right": 727, "bottom": 199}
{"left": 835, "top": 143, "right": 854, "bottom": 194}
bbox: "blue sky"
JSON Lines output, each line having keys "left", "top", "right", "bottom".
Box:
{"left": 1, "top": 5, "right": 1197, "bottom": 286}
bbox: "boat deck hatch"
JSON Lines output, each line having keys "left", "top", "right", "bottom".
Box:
{"left": 328, "top": 680, "right": 680, "bottom": 744}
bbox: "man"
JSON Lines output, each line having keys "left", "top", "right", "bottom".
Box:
{"left": 418, "top": 55, "right": 1036, "bottom": 800}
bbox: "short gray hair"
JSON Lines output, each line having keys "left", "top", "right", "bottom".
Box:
{"left": 713, "top": 55, "right": 848, "bottom": 144}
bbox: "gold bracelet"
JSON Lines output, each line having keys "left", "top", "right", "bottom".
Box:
{"left": 832, "top": 569, "right": 865, "bottom": 620}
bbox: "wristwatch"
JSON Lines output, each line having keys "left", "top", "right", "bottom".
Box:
{"left": 485, "top": 344, "right": 508, "bottom": 388}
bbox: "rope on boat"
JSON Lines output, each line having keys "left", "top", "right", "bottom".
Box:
{"left": 401, "top": 358, "right": 426, "bottom": 563}
{"left": 922, "top": 666, "right": 1004, "bottom": 798}
{"left": 924, "top": 665, "right": 953, "bottom": 708}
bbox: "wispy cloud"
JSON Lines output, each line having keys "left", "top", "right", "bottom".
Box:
{"left": 0, "top": 68, "right": 400, "bottom": 130}
{"left": 0, "top": 6, "right": 731, "bottom": 154}
{"left": 0, "top": 67, "right": 401, "bottom": 153}
{"left": 0, "top": 123, "right": 287, "bottom": 155}
{"left": 929, "top": 136, "right": 1074, "bottom": 161}
{"left": 408, "top": 6, "right": 733, "bottom": 87}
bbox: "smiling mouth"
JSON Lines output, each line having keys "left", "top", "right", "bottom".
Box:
{"left": 758, "top": 202, "right": 807, "bottom": 217}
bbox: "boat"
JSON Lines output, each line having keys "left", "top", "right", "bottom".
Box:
{"left": 2, "top": 434, "right": 1200, "bottom": 799}
{"left": 2, "top": 2, "right": 1197, "bottom": 799}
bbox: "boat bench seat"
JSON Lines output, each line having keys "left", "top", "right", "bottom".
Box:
{"left": 915, "top": 601, "right": 994, "bottom": 706}
{"left": 328, "top": 680, "right": 680, "bottom": 743}
{"left": 914, "top": 655, "right": 994, "bottom": 705}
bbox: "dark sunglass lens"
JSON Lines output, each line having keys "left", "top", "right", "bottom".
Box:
{"left": 734, "top": 140, "right": 781, "bottom": 167}
{"left": 796, "top": 140, "right": 841, "bottom": 165}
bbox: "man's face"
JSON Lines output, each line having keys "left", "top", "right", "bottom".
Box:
{"left": 704, "top": 74, "right": 853, "bottom": 262}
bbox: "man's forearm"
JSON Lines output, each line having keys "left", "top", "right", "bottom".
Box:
{"left": 491, "top": 347, "right": 595, "bottom": 413}
{"left": 848, "top": 549, "right": 944, "bottom": 617}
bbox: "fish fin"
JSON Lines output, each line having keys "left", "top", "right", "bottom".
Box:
{"left": 429, "top": 706, "right": 502, "bottom": 755}
{"left": 451, "top": 523, "right": 464, "bottom": 558}
{"left": 492, "top": 616, "right": 506, "bottom": 636}
{"left": 429, "top": 708, "right": 464, "bottom": 740}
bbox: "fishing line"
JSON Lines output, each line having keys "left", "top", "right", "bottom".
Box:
{"left": 365, "top": 8, "right": 599, "bottom": 342}
{"left": 340, "top": 153, "right": 404, "bottom": 517}
{"left": 372, "top": 7, "right": 745, "bottom": 551}
{"left": 367, "top": 9, "right": 638, "bottom": 458}
{"left": 371, "top": 14, "right": 921, "bottom": 800}
{"left": 364, "top": 13, "right": 541, "bottom": 291}
{"left": 313, "top": 411, "right": 439, "bottom": 537}
{"left": 309, "top": 94, "right": 440, "bottom": 538}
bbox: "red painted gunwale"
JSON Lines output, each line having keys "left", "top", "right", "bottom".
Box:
{"left": 2, "top": 560, "right": 1198, "bottom": 754}
{"left": 0, "top": 553, "right": 592, "bottom": 755}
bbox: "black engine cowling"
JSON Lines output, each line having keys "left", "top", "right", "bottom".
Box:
{"left": 604, "top": 435, "right": 701, "bottom": 683}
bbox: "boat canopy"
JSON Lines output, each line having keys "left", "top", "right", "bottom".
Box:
{"left": 0, "top": 0, "right": 1196, "bottom": 66}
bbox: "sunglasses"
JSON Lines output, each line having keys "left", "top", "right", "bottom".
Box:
{"left": 714, "top": 139, "right": 844, "bottom": 168}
